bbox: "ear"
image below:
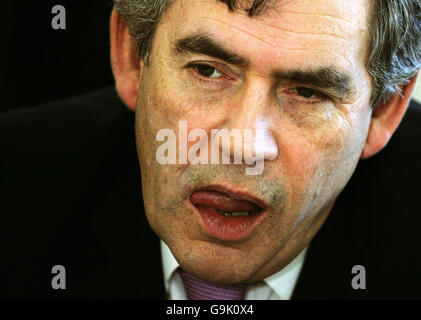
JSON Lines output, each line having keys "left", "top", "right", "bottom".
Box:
{"left": 360, "top": 73, "right": 419, "bottom": 159}
{"left": 110, "top": 9, "right": 143, "bottom": 111}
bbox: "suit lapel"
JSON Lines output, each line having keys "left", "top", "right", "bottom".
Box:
{"left": 93, "top": 116, "right": 166, "bottom": 299}
{"left": 292, "top": 162, "right": 371, "bottom": 299}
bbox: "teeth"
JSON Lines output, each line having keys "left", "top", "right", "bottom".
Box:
{"left": 231, "top": 211, "right": 250, "bottom": 217}
{"left": 217, "top": 210, "right": 250, "bottom": 217}
{"left": 218, "top": 210, "right": 232, "bottom": 216}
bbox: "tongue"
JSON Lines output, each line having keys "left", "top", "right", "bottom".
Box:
{"left": 190, "top": 191, "right": 260, "bottom": 213}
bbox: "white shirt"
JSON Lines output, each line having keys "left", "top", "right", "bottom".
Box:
{"left": 161, "top": 241, "right": 308, "bottom": 300}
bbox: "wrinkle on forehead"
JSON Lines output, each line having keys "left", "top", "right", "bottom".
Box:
{"left": 251, "top": 0, "right": 369, "bottom": 20}
{"left": 175, "top": 0, "right": 371, "bottom": 61}
{"left": 166, "top": 0, "right": 371, "bottom": 87}
{"left": 215, "top": 0, "right": 368, "bottom": 19}
{"left": 194, "top": 17, "right": 359, "bottom": 69}
{"left": 177, "top": 0, "right": 369, "bottom": 36}
{"left": 210, "top": 0, "right": 369, "bottom": 26}
{"left": 201, "top": 13, "right": 364, "bottom": 43}
{"left": 203, "top": 0, "right": 369, "bottom": 42}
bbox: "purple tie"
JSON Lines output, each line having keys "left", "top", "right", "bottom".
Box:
{"left": 178, "top": 269, "right": 246, "bottom": 300}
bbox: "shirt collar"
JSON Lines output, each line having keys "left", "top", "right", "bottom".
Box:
{"left": 161, "top": 240, "right": 182, "bottom": 293}
{"left": 161, "top": 240, "right": 308, "bottom": 299}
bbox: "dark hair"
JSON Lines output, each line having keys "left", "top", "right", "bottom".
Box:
{"left": 114, "top": 0, "right": 421, "bottom": 107}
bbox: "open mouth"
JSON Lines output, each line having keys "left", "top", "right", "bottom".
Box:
{"left": 191, "top": 190, "right": 264, "bottom": 216}
{"left": 189, "top": 186, "right": 268, "bottom": 241}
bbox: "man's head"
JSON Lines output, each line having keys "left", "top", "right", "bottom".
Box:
{"left": 110, "top": 0, "right": 420, "bottom": 284}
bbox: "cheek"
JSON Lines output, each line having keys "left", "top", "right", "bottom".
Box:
{"left": 281, "top": 100, "right": 336, "bottom": 130}
{"left": 276, "top": 111, "right": 357, "bottom": 209}
{"left": 136, "top": 79, "right": 205, "bottom": 214}
{"left": 138, "top": 73, "right": 237, "bottom": 164}
{"left": 279, "top": 135, "right": 320, "bottom": 207}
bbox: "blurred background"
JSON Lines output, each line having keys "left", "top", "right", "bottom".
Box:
{"left": 414, "top": 79, "right": 421, "bottom": 103}
{"left": 1, "top": 1, "right": 114, "bottom": 112}
{"left": 1, "top": 1, "right": 420, "bottom": 113}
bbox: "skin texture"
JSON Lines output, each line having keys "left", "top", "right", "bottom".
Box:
{"left": 110, "top": 0, "right": 418, "bottom": 284}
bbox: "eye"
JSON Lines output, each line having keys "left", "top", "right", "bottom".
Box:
{"left": 192, "top": 64, "right": 224, "bottom": 79}
{"left": 295, "top": 87, "right": 320, "bottom": 99}
{"left": 288, "top": 86, "right": 329, "bottom": 103}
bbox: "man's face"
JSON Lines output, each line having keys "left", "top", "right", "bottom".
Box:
{"left": 135, "top": 0, "right": 372, "bottom": 284}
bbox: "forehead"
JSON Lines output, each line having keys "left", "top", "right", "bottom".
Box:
{"left": 162, "top": 0, "right": 370, "bottom": 74}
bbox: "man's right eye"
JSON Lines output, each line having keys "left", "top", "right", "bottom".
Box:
{"left": 194, "top": 64, "right": 224, "bottom": 78}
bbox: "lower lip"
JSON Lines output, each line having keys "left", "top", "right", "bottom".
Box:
{"left": 193, "top": 205, "right": 267, "bottom": 241}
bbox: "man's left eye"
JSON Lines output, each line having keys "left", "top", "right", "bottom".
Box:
{"left": 294, "top": 87, "right": 321, "bottom": 99}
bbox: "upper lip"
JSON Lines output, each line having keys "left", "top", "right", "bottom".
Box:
{"left": 190, "top": 184, "right": 270, "bottom": 211}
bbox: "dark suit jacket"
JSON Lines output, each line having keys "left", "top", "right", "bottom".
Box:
{"left": 1, "top": 87, "right": 420, "bottom": 299}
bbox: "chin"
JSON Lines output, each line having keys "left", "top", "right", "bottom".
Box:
{"left": 173, "top": 238, "right": 263, "bottom": 285}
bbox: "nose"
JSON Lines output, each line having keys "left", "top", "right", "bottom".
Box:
{"left": 216, "top": 80, "right": 279, "bottom": 164}
{"left": 246, "top": 119, "right": 278, "bottom": 162}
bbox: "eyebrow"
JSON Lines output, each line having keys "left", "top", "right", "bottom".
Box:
{"left": 174, "top": 32, "right": 356, "bottom": 100}
{"left": 273, "top": 68, "right": 356, "bottom": 100}
{"left": 174, "top": 33, "right": 247, "bottom": 66}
